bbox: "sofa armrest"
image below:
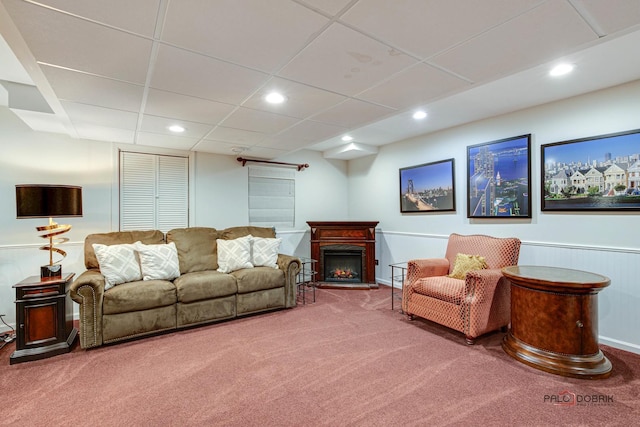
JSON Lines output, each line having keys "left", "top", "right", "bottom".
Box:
{"left": 463, "top": 268, "right": 510, "bottom": 338}
{"left": 69, "top": 269, "right": 106, "bottom": 349}
{"left": 277, "top": 254, "right": 301, "bottom": 308}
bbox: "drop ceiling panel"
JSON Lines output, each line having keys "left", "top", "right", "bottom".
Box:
{"left": 279, "top": 23, "right": 418, "bottom": 96}
{"left": 242, "top": 77, "right": 346, "bottom": 119}
{"left": 578, "top": 0, "right": 640, "bottom": 34}
{"left": 61, "top": 101, "right": 139, "bottom": 130}
{"left": 74, "top": 124, "right": 135, "bottom": 144}
{"left": 140, "top": 114, "right": 213, "bottom": 139}
{"left": 341, "top": 0, "right": 544, "bottom": 59}
{"left": 311, "top": 98, "right": 395, "bottom": 128}
{"left": 33, "top": 0, "right": 162, "bottom": 37}
{"left": 259, "top": 120, "right": 347, "bottom": 149}
{"left": 151, "top": 44, "right": 269, "bottom": 104}
{"left": 220, "top": 107, "right": 300, "bottom": 134}
{"left": 300, "top": 0, "right": 353, "bottom": 16}
{"left": 3, "top": 0, "right": 153, "bottom": 83}
{"left": 162, "top": 0, "right": 329, "bottom": 72}
{"left": 203, "top": 126, "right": 266, "bottom": 145}
{"left": 145, "top": 89, "right": 235, "bottom": 125}
{"left": 432, "top": 1, "right": 598, "bottom": 83}
{"left": 358, "top": 62, "right": 470, "bottom": 109}
{"left": 41, "top": 65, "right": 144, "bottom": 112}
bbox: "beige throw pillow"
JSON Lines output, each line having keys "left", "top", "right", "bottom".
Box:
{"left": 251, "top": 237, "right": 281, "bottom": 269}
{"left": 217, "top": 235, "right": 254, "bottom": 273}
{"left": 448, "top": 253, "right": 488, "bottom": 280}
{"left": 92, "top": 243, "right": 142, "bottom": 290}
{"left": 135, "top": 241, "right": 181, "bottom": 281}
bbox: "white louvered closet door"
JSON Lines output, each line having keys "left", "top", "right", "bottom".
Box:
{"left": 119, "top": 151, "right": 189, "bottom": 232}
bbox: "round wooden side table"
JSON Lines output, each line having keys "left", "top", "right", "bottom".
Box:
{"left": 501, "top": 265, "right": 612, "bottom": 379}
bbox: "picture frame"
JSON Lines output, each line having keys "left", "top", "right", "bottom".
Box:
{"left": 467, "top": 134, "right": 531, "bottom": 218}
{"left": 399, "top": 158, "right": 455, "bottom": 213}
{"left": 541, "top": 128, "right": 640, "bottom": 211}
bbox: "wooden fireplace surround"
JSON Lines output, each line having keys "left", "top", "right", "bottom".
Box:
{"left": 307, "top": 221, "right": 379, "bottom": 287}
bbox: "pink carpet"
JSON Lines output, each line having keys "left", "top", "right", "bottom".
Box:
{"left": 1, "top": 287, "right": 638, "bottom": 426}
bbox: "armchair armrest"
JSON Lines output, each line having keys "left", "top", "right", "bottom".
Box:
{"left": 406, "top": 258, "right": 450, "bottom": 285}
{"left": 69, "top": 269, "right": 106, "bottom": 349}
{"left": 277, "top": 254, "right": 301, "bottom": 308}
{"left": 403, "top": 258, "right": 450, "bottom": 312}
{"left": 463, "top": 268, "right": 511, "bottom": 338}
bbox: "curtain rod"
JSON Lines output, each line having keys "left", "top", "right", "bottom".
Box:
{"left": 237, "top": 157, "right": 309, "bottom": 171}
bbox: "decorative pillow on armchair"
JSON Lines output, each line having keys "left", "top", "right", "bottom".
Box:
{"left": 135, "top": 241, "right": 181, "bottom": 281}
{"left": 217, "top": 235, "right": 254, "bottom": 273}
{"left": 92, "top": 243, "right": 142, "bottom": 290}
{"left": 251, "top": 237, "right": 281, "bottom": 269}
{"left": 448, "top": 253, "right": 488, "bottom": 280}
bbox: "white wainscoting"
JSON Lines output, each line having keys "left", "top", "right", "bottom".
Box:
{"left": 375, "top": 231, "right": 640, "bottom": 355}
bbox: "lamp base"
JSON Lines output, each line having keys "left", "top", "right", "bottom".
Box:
{"left": 41, "top": 264, "right": 62, "bottom": 280}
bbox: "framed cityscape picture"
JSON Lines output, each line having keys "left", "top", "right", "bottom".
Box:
{"left": 542, "top": 128, "right": 640, "bottom": 211}
{"left": 399, "top": 158, "right": 455, "bottom": 213}
{"left": 467, "top": 134, "right": 531, "bottom": 218}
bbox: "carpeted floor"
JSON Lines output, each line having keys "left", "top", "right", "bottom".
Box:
{"left": 0, "top": 286, "right": 638, "bottom": 426}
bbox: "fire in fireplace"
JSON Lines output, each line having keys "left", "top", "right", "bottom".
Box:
{"left": 322, "top": 246, "right": 364, "bottom": 283}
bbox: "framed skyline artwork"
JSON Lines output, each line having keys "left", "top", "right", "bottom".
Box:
{"left": 399, "top": 158, "right": 455, "bottom": 213}
{"left": 542, "top": 128, "right": 640, "bottom": 211}
{"left": 467, "top": 134, "right": 531, "bottom": 218}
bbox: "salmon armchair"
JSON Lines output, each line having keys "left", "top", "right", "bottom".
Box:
{"left": 402, "top": 233, "right": 521, "bottom": 344}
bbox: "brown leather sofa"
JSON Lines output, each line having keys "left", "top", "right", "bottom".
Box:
{"left": 69, "top": 226, "right": 300, "bottom": 349}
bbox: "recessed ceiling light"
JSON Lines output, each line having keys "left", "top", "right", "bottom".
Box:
{"left": 341, "top": 135, "right": 354, "bottom": 142}
{"left": 265, "top": 92, "right": 286, "bottom": 104}
{"left": 549, "top": 63, "right": 574, "bottom": 77}
{"left": 168, "top": 124, "right": 185, "bottom": 133}
{"left": 412, "top": 110, "right": 427, "bottom": 120}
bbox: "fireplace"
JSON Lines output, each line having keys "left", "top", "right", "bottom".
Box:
{"left": 321, "top": 245, "right": 364, "bottom": 283}
{"left": 307, "top": 221, "right": 379, "bottom": 288}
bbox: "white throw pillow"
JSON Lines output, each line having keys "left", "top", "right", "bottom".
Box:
{"left": 135, "top": 241, "right": 181, "bottom": 281}
{"left": 92, "top": 243, "right": 142, "bottom": 290}
{"left": 251, "top": 237, "right": 281, "bottom": 269}
{"left": 217, "top": 235, "right": 253, "bottom": 273}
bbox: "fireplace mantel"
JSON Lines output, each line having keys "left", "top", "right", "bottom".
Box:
{"left": 307, "top": 221, "right": 379, "bottom": 288}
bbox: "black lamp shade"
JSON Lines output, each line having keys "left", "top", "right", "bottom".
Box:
{"left": 16, "top": 185, "right": 83, "bottom": 218}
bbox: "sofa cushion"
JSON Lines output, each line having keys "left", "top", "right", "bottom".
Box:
{"left": 166, "top": 227, "right": 218, "bottom": 273}
{"left": 92, "top": 243, "right": 142, "bottom": 290}
{"left": 103, "top": 280, "right": 177, "bottom": 315}
{"left": 217, "top": 235, "right": 254, "bottom": 273}
{"left": 173, "top": 271, "right": 238, "bottom": 304}
{"left": 84, "top": 230, "right": 165, "bottom": 270}
{"left": 412, "top": 276, "right": 464, "bottom": 305}
{"left": 232, "top": 267, "right": 284, "bottom": 294}
{"left": 221, "top": 226, "right": 275, "bottom": 240}
{"left": 135, "top": 242, "right": 181, "bottom": 281}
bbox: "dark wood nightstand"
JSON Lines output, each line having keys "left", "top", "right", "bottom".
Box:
{"left": 10, "top": 273, "right": 77, "bottom": 364}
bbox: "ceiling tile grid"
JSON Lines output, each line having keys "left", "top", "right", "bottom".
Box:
{"left": 1, "top": 0, "right": 639, "bottom": 159}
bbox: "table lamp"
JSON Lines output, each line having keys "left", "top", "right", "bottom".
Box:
{"left": 16, "top": 184, "right": 83, "bottom": 279}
